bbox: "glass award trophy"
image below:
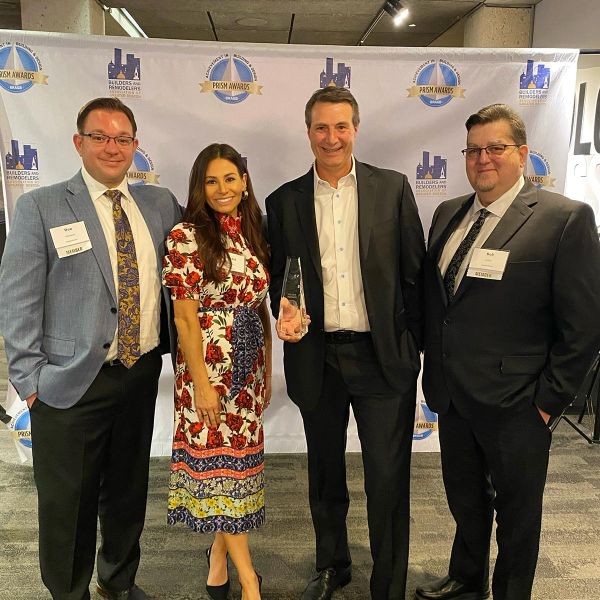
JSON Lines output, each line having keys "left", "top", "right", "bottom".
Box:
{"left": 278, "top": 257, "right": 308, "bottom": 339}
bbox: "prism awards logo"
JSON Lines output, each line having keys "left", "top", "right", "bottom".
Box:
{"left": 0, "top": 42, "right": 48, "bottom": 93}
{"left": 519, "top": 59, "right": 550, "bottom": 105}
{"left": 320, "top": 57, "right": 351, "bottom": 89}
{"left": 108, "top": 47, "right": 141, "bottom": 98}
{"left": 5, "top": 138, "right": 39, "bottom": 187}
{"left": 527, "top": 150, "right": 555, "bottom": 189}
{"left": 10, "top": 407, "right": 32, "bottom": 449}
{"left": 201, "top": 54, "right": 262, "bottom": 104}
{"left": 128, "top": 147, "right": 159, "bottom": 186}
{"left": 415, "top": 150, "right": 447, "bottom": 196}
{"left": 413, "top": 400, "right": 438, "bottom": 441}
{"left": 408, "top": 59, "right": 464, "bottom": 108}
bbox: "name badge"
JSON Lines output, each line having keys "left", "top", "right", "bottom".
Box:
{"left": 467, "top": 248, "right": 509, "bottom": 281}
{"left": 229, "top": 252, "right": 246, "bottom": 275}
{"left": 49, "top": 221, "right": 92, "bottom": 258}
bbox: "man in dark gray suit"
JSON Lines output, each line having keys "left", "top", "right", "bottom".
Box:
{"left": 417, "top": 104, "right": 600, "bottom": 600}
{"left": 0, "top": 98, "right": 181, "bottom": 600}
{"left": 267, "top": 87, "right": 425, "bottom": 600}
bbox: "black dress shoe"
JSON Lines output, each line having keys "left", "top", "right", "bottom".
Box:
{"left": 96, "top": 582, "right": 148, "bottom": 599}
{"left": 301, "top": 567, "right": 352, "bottom": 600}
{"left": 414, "top": 575, "right": 489, "bottom": 600}
{"left": 205, "top": 544, "right": 230, "bottom": 600}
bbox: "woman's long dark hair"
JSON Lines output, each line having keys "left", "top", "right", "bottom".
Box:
{"left": 182, "top": 143, "right": 269, "bottom": 283}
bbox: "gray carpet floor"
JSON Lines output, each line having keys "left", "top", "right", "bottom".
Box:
{"left": 1, "top": 338, "right": 599, "bottom": 599}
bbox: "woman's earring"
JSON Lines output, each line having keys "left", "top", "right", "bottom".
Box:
{"left": 243, "top": 190, "right": 249, "bottom": 199}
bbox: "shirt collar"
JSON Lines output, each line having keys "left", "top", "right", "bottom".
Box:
{"left": 81, "top": 165, "right": 131, "bottom": 203}
{"left": 313, "top": 156, "right": 357, "bottom": 195}
{"left": 473, "top": 174, "right": 525, "bottom": 219}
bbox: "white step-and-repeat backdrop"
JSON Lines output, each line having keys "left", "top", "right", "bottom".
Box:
{"left": 0, "top": 30, "right": 577, "bottom": 460}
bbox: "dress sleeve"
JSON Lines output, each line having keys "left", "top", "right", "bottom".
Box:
{"left": 162, "top": 223, "right": 204, "bottom": 301}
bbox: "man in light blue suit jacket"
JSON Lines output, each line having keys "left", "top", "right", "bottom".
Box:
{"left": 0, "top": 98, "right": 181, "bottom": 600}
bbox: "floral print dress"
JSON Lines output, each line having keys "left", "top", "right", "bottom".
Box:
{"left": 162, "top": 215, "right": 269, "bottom": 533}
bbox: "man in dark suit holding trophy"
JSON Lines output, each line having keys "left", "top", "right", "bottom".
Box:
{"left": 266, "top": 86, "right": 426, "bottom": 600}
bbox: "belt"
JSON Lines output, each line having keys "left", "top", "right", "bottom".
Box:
{"left": 323, "top": 330, "right": 371, "bottom": 344}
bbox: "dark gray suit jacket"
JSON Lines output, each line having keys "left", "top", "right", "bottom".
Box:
{"left": 423, "top": 180, "right": 600, "bottom": 417}
{"left": 266, "top": 160, "right": 426, "bottom": 411}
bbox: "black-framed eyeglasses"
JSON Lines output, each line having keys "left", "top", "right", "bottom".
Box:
{"left": 461, "top": 144, "right": 521, "bottom": 159}
{"left": 79, "top": 132, "right": 135, "bottom": 147}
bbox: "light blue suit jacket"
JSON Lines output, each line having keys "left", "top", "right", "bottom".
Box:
{"left": 0, "top": 171, "right": 182, "bottom": 409}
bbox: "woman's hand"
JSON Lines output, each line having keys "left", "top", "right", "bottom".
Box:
{"left": 195, "top": 384, "right": 222, "bottom": 428}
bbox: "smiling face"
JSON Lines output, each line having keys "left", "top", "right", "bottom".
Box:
{"left": 73, "top": 109, "right": 138, "bottom": 187}
{"left": 465, "top": 119, "right": 528, "bottom": 205}
{"left": 307, "top": 101, "right": 357, "bottom": 187}
{"left": 204, "top": 158, "right": 247, "bottom": 217}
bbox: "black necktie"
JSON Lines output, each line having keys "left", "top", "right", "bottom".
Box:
{"left": 443, "top": 208, "right": 490, "bottom": 301}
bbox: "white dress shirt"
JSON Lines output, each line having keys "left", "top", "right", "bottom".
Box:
{"left": 313, "top": 157, "right": 370, "bottom": 332}
{"left": 439, "top": 175, "right": 525, "bottom": 292}
{"left": 81, "top": 166, "right": 160, "bottom": 361}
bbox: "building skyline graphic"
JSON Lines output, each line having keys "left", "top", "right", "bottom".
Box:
{"left": 520, "top": 59, "right": 550, "bottom": 89}
{"left": 416, "top": 150, "right": 446, "bottom": 180}
{"left": 5, "top": 139, "right": 38, "bottom": 170}
{"left": 320, "top": 57, "right": 351, "bottom": 88}
{"left": 108, "top": 48, "right": 140, "bottom": 80}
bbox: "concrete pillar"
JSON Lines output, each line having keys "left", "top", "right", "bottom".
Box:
{"left": 21, "top": 0, "right": 105, "bottom": 35}
{"left": 464, "top": 6, "right": 532, "bottom": 48}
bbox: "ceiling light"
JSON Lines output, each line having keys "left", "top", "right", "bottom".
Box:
{"left": 383, "top": 0, "right": 409, "bottom": 27}
{"left": 393, "top": 7, "right": 410, "bottom": 26}
{"left": 409, "top": 23, "right": 416, "bottom": 28}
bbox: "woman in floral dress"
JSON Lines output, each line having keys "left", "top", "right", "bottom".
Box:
{"left": 162, "top": 143, "right": 271, "bottom": 600}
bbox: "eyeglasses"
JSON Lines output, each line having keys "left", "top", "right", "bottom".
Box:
{"left": 79, "top": 132, "right": 135, "bottom": 147}
{"left": 461, "top": 144, "right": 521, "bottom": 159}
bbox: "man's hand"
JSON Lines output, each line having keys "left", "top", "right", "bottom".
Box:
{"left": 276, "top": 297, "right": 310, "bottom": 343}
{"left": 26, "top": 393, "right": 37, "bottom": 409}
{"left": 537, "top": 406, "right": 551, "bottom": 425}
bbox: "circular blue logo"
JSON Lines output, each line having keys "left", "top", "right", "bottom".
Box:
{"left": 209, "top": 55, "right": 255, "bottom": 104}
{"left": 128, "top": 148, "right": 154, "bottom": 186}
{"left": 0, "top": 43, "right": 42, "bottom": 94}
{"left": 413, "top": 60, "right": 461, "bottom": 108}
{"left": 528, "top": 151, "right": 552, "bottom": 189}
{"left": 413, "top": 401, "right": 438, "bottom": 441}
{"left": 13, "top": 409, "right": 32, "bottom": 448}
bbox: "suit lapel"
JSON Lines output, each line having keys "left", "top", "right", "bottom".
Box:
{"left": 430, "top": 195, "right": 473, "bottom": 306}
{"left": 452, "top": 180, "right": 537, "bottom": 303}
{"left": 293, "top": 168, "right": 322, "bottom": 284}
{"left": 481, "top": 182, "right": 536, "bottom": 250}
{"left": 65, "top": 172, "right": 117, "bottom": 303}
{"left": 356, "top": 161, "right": 377, "bottom": 264}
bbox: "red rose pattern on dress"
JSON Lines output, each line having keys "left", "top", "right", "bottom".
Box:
{"left": 162, "top": 218, "right": 270, "bottom": 533}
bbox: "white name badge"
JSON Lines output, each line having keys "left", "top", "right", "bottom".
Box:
{"left": 467, "top": 248, "right": 510, "bottom": 281}
{"left": 49, "top": 221, "right": 92, "bottom": 258}
{"left": 229, "top": 252, "right": 246, "bottom": 274}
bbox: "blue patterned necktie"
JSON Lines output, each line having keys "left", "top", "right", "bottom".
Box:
{"left": 443, "top": 208, "right": 490, "bottom": 302}
{"left": 105, "top": 189, "right": 141, "bottom": 368}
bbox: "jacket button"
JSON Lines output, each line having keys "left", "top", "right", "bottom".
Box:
{"left": 443, "top": 318, "right": 451, "bottom": 325}
{"left": 111, "top": 307, "right": 117, "bottom": 314}
{"left": 103, "top": 343, "right": 110, "bottom": 349}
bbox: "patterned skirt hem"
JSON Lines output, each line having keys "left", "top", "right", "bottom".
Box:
{"left": 167, "top": 505, "right": 265, "bottom": 534}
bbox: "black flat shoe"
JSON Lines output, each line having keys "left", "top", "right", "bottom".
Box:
{"left": 205, "top": 545, "right": 230, "bottom": 600}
